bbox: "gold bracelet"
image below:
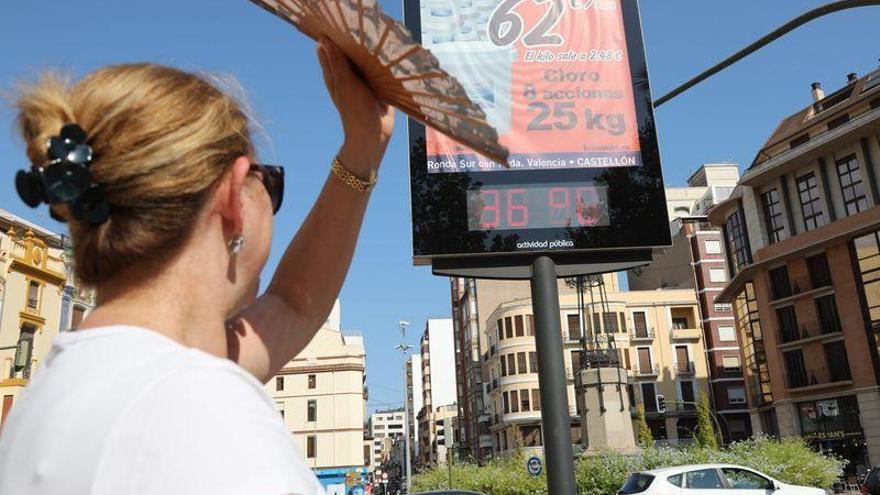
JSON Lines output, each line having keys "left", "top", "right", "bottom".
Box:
{"left": 331, "top": 156, "right": 377, "bottom": 192}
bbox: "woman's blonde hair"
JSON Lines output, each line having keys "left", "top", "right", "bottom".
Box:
{"left": 13, "top": 63, "right": 254, "bottom": 285}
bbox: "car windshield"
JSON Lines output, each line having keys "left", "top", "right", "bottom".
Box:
{"left": 619, "top": 473, "right": 655, "bottom": 494}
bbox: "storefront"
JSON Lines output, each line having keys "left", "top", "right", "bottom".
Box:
{"left": 797, "top": 395, "right": 869, "bottom": 476}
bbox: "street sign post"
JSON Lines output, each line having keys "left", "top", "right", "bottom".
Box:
{"left": 405, "top": 2, "right": 668, "bottom": 494}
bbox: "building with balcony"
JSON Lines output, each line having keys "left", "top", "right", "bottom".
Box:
{"left": 416, "top": 318, "right": 457, "bottom": 466}
{"left": 0, "top": 210, "right": 95, "bottom": 427}
{"left": 477, "top": 274, "right": 709, "bottom": 454}
{"left": 707, "top": 67, "right": 880, "bottom": 476}
{"left": 629, "top": 164, "right": 753, "bottom": 442}
{"left": 266, "top": 300, "right": 368, "bottom": 493}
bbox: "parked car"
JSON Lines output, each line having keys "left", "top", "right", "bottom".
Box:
{"left": 862, "top": 466, "right": 880, "bottom": 494}
{"left": 617, "top": 464, "right": 826, "bottom": 494}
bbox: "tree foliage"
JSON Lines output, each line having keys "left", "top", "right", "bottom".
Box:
{"left": 694, "top": 393, "right": 718, "bottom": 449}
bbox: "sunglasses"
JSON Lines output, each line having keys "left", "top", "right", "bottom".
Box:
{"left": 249, "top": 164, "right": 284, "bottom": 214}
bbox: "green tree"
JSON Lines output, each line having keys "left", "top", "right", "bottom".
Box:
{"left": 636, "top": 403, "right": 653, "bottom": 447}
{"left": 695, "top": 393, "right": 718, "bottom": 449}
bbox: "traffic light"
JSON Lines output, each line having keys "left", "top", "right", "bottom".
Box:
{"left": 656, "top": 394, "right": 666, "bottom": 414}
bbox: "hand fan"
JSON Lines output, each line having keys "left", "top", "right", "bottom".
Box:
{"left": 248, "top": 0, "right": 509, "bottom": 165}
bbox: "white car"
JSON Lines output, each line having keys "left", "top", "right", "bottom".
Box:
{"left": 617, "top": 464, "right": 826, "bottom": 495}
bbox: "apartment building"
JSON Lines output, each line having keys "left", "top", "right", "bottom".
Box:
{"left": 267, "top": 301, "right": 368, "bottom": 492}
{"left": 416, "top": 318, "right": 457, "bottom": 465}
{"left": 708, "top": 67, "right": 880, "bottom": 476}
{"left": 630, "top": 164, "right": 753, "bottom": 442}
{"left": 479, "top": 274, "right": 711, "bottom": 454}
{"left": 0, "top": 210, "right": 94, "bottom": 426}
{"left": 369, "top": 408, "right": 406, "bottom": 468}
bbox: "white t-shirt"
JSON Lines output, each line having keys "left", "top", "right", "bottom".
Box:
{"left": 0, "top": 325, "right": 325, "bottom": 495}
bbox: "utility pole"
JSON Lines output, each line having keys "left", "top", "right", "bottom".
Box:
{"left": 395, "top": 320, "right": 413, "bottom": 494}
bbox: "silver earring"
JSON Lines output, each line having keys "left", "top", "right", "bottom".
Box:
{"left": 229, "top": 235, "right": 245, "bottom": 255}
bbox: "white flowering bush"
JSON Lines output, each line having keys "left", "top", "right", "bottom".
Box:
{"left": 412, "top": 436, "right": 845, "bottom": 494}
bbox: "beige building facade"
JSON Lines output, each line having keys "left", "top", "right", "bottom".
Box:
{"left": 266, "top": 301, "right": 368, "bottom": 490}
{"left": 0, "top": 210, "right": 94, "bottom": 427}
{"left": 480, "top": 274, "right": 711, "bottom": 455}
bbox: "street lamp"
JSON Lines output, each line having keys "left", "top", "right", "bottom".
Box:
{"left": 395, "top": 320, "right": 413, "bottom": 493}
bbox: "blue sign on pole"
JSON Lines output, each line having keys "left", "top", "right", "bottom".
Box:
{"left": 526, "top": 456, "right": 542, "bottom": 477}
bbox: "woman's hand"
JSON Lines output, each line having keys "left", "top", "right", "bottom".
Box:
{"left": 317, "top": 37, "right": 394, "bottom": 179}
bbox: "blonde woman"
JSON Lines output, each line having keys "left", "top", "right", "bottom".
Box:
{"left": 0, "top": 38, "right": 392, "bottom": 495}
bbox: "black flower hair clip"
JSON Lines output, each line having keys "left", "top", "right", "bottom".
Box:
{"left": 15, "top": 123, "right": 110, "bottom": 225}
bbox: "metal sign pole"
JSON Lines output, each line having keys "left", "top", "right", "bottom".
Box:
{"left": 529, "top": 256, "right": 577, "bottom": 495}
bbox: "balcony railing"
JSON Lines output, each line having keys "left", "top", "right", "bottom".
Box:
{"left": 779, "top": 324, "right": 842, "bottom": 346}
{"left": 630, "top": 328, "right": 655, "bottom": 341}
{"left": 785, "top": 369, "right": 852, "bottom": 391}
{"left": 675, "top": 361, "right": 696, "bottom": 375}
{"left": 632, "top": 364, "right": 660, "bottom": 377}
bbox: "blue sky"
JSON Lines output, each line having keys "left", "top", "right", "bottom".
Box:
{"left": 1, "top": 1, "right": 877, "bottom": 413}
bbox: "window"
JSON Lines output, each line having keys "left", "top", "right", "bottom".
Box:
{"left": 679, "top": 380, "right": 695, "bottom": 406}
{"left": 708, "top": 267, "right": 727, "bottom": 283}
{"left": 275, "top": 376, "right": 284, "bottom": 391}
{"left": 510, "top": 391, "right": 519, "bottom": 413}
{"left": 827, "top": 113, "right": 850, "bottom": 130}
{"left": 723, "top": 356, "right": 741, "bottom": 372}
{"left": 776, "top": 306, "right": 800, "bottom": 342}
{"left": 632, "top": 311, "right": 648, "bottom": 336}
{"left": 824, "top": 340, "right": 852, "bottom": 382}
{"left": 722, "top": 468, "right": 773, "bottom": 490}
{"left": 714, "top": 303, "right": 732, "bottom": 312}
{"left": 685, "top": 469, "right": 724, "bottom": 489}
{"left": 761, "top": 188, "right": 786, "bottom": 243}
{"left": 566, "top": 314, "right": 581, "bottom": 341}
{"left": 704, "top": 240, "right": 722, "bottom": 254}
{"left": 306, "top": 435, "right": 316, "bottom": 458}
{"left": 507, "top": 354, "right": 516, "bottom": 375}
{"left": 520, "top": 389, "right": 530, "bottom": 411}
{"left": 570, "top": 350, "right": 582, "bottom": 374}
{"left": 671, "top": 318, "right": 688, "bottom": 329}
{"left": 854, "top": 230, "right": 880, "bottom": 369}
{"left": 667, "top": 474, "right": 683, "bottom": 488}
{"left": 815, "top": 295, "right": 841, "bottom": 333}
{"left": 307, "top": 400, "right": 317, "bottom": 422}
{"left": 531, "top": 389, "right": 541, "bottom": 411}
{"left": 728, "top": 386, "right": 746, "bottom": 404}
{"left": 529, "top": 351, "right": 538, "bottom": 373}
{"left": 724, "top": 208, "right": 752, "bottom": 274}
{"left": 837, "top": 155, "right": 869, "bottom": 215}
{"left": 620, "top": 474, "right": 655, "bottom": 493}
{"left": 497, "top": 319, "right": 504, "bottom": 341}
{"left": 501, "top": 356, "right": 507, "bottom": 376}
{"left": 789, "top": 134, "right": 810, "bottom": 149}
{"left": 783, "top": 349, "right": 808, "bottom": 388}
{"left": 796, "top": 173, "right": 826, "bottom": 231}
{"left": 505, "top": 316, "right": 514, "bottom": 339}
{"left": 308, "top": 374, "right": 316, "bottom": 389}
{"left": 602, "top": 313, "right": 619, "bottom": 333}
{"left": 641, "top": 383, "right": 657, "bottom": 412}
{"left": 527, "top": 315, "right": 536, "bottom": 336}
{"left": 514, "top": 315, "right": 524, "bottom": 337}
{"left": 517, "top": 352, "right": 527, "bottom": 375}
{"left": 27, "top": 281, "right": 39, "bottom": 310}
{"left": 70, "top": 306, "right": 85, "bottom": 330}
{"left": 718, "top": 326, "right": 737, "bottom": 342}
{"left": 769, "top": 265, "right": 792, "bottom": 299}
{"left": 807, "top": 253, "right": 832, "bottom": 288}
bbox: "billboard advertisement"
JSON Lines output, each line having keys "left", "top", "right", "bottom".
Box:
{"left": 406, "top": 0, "right": 670, "bottom": 264}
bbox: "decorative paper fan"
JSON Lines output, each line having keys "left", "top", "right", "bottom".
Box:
{"left": 248, "top": 0, "right": 509, "bottom": 165}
